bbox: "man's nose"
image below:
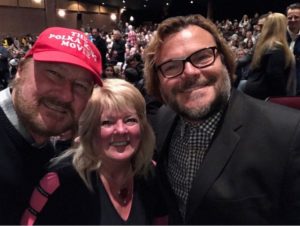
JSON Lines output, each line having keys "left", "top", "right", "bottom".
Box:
{"left": 60, "top": 81, "right": 74, "bottom": 102}
{"left": 182, "top": 61, "right": 201, "bottom": 78}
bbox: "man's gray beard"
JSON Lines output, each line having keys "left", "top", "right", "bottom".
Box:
{"left": 164, "top": 69, "right": 231, "bottom": 122}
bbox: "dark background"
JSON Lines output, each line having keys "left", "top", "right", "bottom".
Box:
{"left": 80, "top": 0, "right": 299, "bottom": 25}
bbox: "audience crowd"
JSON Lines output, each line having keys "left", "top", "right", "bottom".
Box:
{"left": 0, "top": 11, "right": 275, "bottom": 91}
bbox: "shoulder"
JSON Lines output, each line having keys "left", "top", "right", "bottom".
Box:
{"left": 230, "top": 90, "right": 300, "bottom": 127}
{"left": 155, "top": 105, "right": 178, "bottom": 123}
{"left": 47, "top": 158, "right": 90, "bottom": 191}
{"left": 266, "top": 45, "right": 285, "bottom": 56}
{"left": 48, "top": 157, "right": 75, "bottom": 177}
{"left": 151, "top": 105, "right": 178, "bottom": 137}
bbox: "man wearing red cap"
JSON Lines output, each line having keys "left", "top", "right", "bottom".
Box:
{"left": 0, "top": 27, "right": 102, "bottom": 224}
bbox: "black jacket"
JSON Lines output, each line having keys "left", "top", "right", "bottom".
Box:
{"left": 24, "top": 160, "right": 166, "bottom": 225}
{"left": 0, "top": 107, "right": 54, "bottom": 224}
{"left": 153, "top": 90, "right": 300, "bottom": 224}
{"left": 244, "top": 47, "right": 291, "bottom": 99}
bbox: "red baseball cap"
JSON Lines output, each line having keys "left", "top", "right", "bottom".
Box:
{"left": 25, "top": 27, "right": 102, "bottom": 85}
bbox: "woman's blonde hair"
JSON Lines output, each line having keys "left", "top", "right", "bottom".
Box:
{"left": 52, "top": 79, "right": 155, "bottom": 190}
{"left": 251, "top": 12, "right": 294, "bottom": 69}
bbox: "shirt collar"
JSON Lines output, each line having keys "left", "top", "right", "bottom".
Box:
{"left": 179, "top": 110, "right": 223, "bottom": 138}
{"left": 0, "top": 87, "right": 49, "bottom": 149}
{"left": 288, "top": 27, "right": 300, "bottom": 40}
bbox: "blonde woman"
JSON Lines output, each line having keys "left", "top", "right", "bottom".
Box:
{"left": 21, "top": 79, "right": 166, "bottom": 225}
{"left": 244, "top": 12, "right": 296, "bottom": 99}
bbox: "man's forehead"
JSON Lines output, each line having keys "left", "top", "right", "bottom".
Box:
{"left": 288, "top": 8, "right": 300, "bottom": 15}
{"left": 35, "top": 61, "right": 94, "bottom": 82}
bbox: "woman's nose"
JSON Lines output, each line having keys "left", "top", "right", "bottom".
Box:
{"left": 114, "top": 120, "right": 127, "bottom": 133}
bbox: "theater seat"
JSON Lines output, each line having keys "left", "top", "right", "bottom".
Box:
{"left": 265, "top": 96, "right": 300, "bottom": 110}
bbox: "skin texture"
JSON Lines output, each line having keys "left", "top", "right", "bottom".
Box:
{"left": 95, "top": 108, "right": 141, "bottom": 164}
{"left": 104, "top": 66, "right": 115, "bottom": 78}
{"left": 156, "top": 25, "right": 231, "bottom": 122}
{"left": 12, "top": 59, "right": 94, "bottom": 144}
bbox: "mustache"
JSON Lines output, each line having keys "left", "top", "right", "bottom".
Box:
{"left": 176, "top": 76, "right": 217, "bottom": 93}
{"left": 38, "top": 96, "right": 74, "bottom": 115}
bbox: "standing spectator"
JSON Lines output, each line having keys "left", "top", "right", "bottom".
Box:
{"left": 111, "top": 30, "right": 126, "bottom": 64}
{"left": 0, "top": 43, "right": 9, "bottom": 89}
{"left": 0, "top": 27, "right": 102, "bottom": 224}
{"left": 127, "top": 25, "right": 138, "bottom": 48}
{"left": 244, "top": 13, "right": 296, "bottom": 99}
{"left": 253, "top": 14, "right": 268, "bottom": 40}
{"left": 251, "top": 12, "right": 260, "bottom": 27}
{"left": 92, "top": 28, "right": 108, "bottom": 69}
{"left": 287, "top": 2, "right": 300, "bottom": 95}
{"left": 144, "top": 14, "right": 300, "bottom": 224}
{"left": 239, "top": 14, "right": 251, "bottom": 30}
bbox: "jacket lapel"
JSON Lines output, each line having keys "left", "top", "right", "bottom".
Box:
{"left": 155, "top": 105, "right": 179, "bottom": 155}
{"left": 185, "top": 90, "right": 245, "bottom": 222}
{"left": 155, "top": 105, "right": 184, "bottom": 222}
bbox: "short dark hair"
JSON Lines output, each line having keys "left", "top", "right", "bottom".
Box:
{"left": 287, "top": 3, "right": 300, "bottom": 12}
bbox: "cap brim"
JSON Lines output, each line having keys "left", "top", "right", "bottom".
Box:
{"left": 32, "top": 51, "right": 102, "bottom": 86}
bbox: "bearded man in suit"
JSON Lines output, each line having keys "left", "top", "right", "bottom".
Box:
{"left": 143, "top": 14, "right": 300, "bottom": 224}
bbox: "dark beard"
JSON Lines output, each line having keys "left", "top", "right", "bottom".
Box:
{"left": 163, "top": 68, "right": 231, "bottom": 122}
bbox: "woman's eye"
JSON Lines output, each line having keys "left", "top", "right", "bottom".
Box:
{"left": 101, "top": 120, "right": 113, "bottom": 127}
{"left": 125, "top": 117, "right": 139, "bottom": 125}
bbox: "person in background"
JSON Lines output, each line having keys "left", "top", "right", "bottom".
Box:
{"left": 92, "top": 28, "right": 108, "bottom": 69}
{"left": 0, "top": 27, "right": 102, "bottom": 224}
{"left": 0, "top": 42, "right": 10, "bottom": 89}
{"left": 21, "top": 79, "right": 166, "bottom": 225}
{"left": 244, "top": 13, "right": 296, "bottom": 99}
{"left": 287, "top": 2, "right": 300, "bottom": 95}
{"left": 235, "top": 13, "right": 269, "bottom": 90}
{"left": 110, "top": 30, "right": 126, "bottom": 65}
{"left": 144, "top": 14, "right": 300, "bottom": 224}
{"left": 127, "top": 25, "right": 138, "bottom": 48}
{"left": 102, "top": 63, "right": 121, "bottom": 79}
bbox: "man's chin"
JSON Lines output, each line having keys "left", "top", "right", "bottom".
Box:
{"left": 179, "top": 104, "right": 212, "bottom": 121}
{"left": 34, "top": 116, "right": 74, "bottom": 136}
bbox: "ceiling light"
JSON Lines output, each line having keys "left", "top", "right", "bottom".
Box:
{"left": 110, "top": 13, "right": 117, "bottom": 21}
{"left": 57, "top": 9, "right": 66, "bottom": 17}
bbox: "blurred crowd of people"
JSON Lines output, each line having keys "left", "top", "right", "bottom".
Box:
{"left": 0, "top": 34, "right": 35, "bottom": 89}
{"left": 0, "top": 10, "right": 293, "bottom": 94}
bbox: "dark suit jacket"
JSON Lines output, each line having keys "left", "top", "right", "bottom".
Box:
{"left": 287, "top": 31, "right": 300, "bottom": 94}
{"left": 153, "top": 89, "right": 300, "bottom": 224}
{"left": 244, "top": 47, "right": 291, "bottom": 100}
